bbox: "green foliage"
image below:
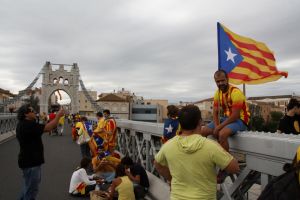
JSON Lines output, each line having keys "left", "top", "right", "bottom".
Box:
{"left": 249, "top": 115, "right": 265, "bottom": 131}
{"left": 24, "top": 94, "right": 40, "bottom": 113}
{"left": 270, "top": 111, "right": 283, "bottom": 122}
{"left": 264, "top": 111, "right": 283, "bottom": 133}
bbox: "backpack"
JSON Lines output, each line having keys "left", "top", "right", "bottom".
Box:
{"left": 258, "top": 148, "right": 300, "bottom": 200}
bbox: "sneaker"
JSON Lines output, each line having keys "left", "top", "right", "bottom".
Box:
{"left": 217, "top": 170, "right": 227, "bottom": 184}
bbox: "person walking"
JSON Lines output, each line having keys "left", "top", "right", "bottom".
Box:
{"left": 16, "top": 104, "right": 64, "bottom": 200}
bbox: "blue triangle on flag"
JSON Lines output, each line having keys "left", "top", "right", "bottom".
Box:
{"left": 218, "top": 24, "right": 243, "bottom": 73}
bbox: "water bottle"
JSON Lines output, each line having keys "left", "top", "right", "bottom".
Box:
{"left": 95, "top": 184, "right": 100, "bottom": 191}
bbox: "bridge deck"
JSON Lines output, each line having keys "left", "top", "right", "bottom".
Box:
{"left": 0, "top": 125, "right": 87, "bottom": 200}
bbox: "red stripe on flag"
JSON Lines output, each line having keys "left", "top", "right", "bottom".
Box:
{"left": 228, "top": 72, "right": 253, "bottom": 81}
{"left": 225, "top": 33, "right": 275, "bottom": 61}
{"left": 238, "top": 61, "right": 272, "bottom": 77}
{"left": 238, "top": 49, "right": 277, "bottom": 71}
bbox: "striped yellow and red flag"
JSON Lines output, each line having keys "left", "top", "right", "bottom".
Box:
{"left": 217, "top": 23, "right": 288, "bottom": 84}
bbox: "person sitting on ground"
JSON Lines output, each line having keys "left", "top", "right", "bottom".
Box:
{"left": 278, "top": 98, "right": 300, "bottom": 134}
{"left": 121, "top": 156, "right": 149, "bottom": 199}
{"left": 161, "top": 105, "right": 181, "bottom": 144}
{"left": 69, "top": 157, "right": 102, "bottom": 197}
{"left": 108, "top": 163, "right": 135, "bottom": 200}
{"left": 92, "top": 150, "right": 121, "bottom": 183}
{"left": 154, "top": 105, "right": 240, "bottom": 199}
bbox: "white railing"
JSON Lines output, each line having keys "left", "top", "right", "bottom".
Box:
{"left": 0, "top": 115, "right": 18, "bottom": 134}
{"left": 111, "top": 119, "right": 300, "bottom": 200}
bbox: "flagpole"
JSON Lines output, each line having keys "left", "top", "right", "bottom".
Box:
{"left": 217, "top": 22, "right": 221, "bottom": 70}
{"left": 217, "top": 22, "right": 221, "bottom": 125}
{"left": 243, "top": 83, "right": 246, "bottom": 96}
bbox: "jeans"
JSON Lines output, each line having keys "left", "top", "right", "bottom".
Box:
{"left": 19, "top": 165, "right": 41, "bottom": 200}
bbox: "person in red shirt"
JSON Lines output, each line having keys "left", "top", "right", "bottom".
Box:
{"left": 48, "top": 110, "right": 57, "bottom": 135}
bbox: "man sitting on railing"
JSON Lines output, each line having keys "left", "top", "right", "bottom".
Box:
{"left": 154, "top": 105, "right": 239, "bottom": 200}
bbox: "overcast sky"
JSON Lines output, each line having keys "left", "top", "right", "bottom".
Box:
{"left": 0, "top": 0, "right": 299, "bottom": 103}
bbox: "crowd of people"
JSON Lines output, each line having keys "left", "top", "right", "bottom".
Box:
{"left": 15, "top": 69, "right": 300, "bottom": 200}
{"left": 68, "top": 109, "right": 149, "bottom": 200}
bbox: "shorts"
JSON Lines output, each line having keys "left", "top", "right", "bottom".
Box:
{"left": 207, "top": 117, "right": 248, "bottom": 134}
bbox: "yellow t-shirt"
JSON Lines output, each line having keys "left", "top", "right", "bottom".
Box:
{"left": 58, "top": 116, "right": 65, "bottom": 125}
{"left": 115, "top": 176, "right": 135, "bottom": 200}
{"left": 93, "top": 117, "right": 105, "bottom": 137}
{"left": 155, "top": 134, "right": 233, "bottom": 200}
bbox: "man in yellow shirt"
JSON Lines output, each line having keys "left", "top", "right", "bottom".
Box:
{"left": 154, "top": 105, "right": 239, "bottom": 200}
{"left": 201, "top": 70, "right": 250, "bottom": 152}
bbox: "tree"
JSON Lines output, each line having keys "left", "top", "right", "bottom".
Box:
{"left": 264, "top": 111, "right": 283, "bottom": 133}
{"left": 24, "top": 93, "right": 40, "bottom": 113}
{"left": 249, "top": 115, "right": 265, "bottom": 131}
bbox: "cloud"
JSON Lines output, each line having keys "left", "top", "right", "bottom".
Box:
{"left": 0, "top": 0, "right": 299, "bottom": 103}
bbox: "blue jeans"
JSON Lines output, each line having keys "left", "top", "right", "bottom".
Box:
{"left": 99, "top": 172, "right": 116, "bottom": 183}
{"left": 19, "top": 165, "right": 41, "bottom": 200}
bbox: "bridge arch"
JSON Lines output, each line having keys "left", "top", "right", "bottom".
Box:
{"left": 47, "top": 89, "right": 72, "bottom": 111}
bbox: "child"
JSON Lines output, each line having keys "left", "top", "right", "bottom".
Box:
{"left": 108, "top": 164, "right": 135, "bottom": 200}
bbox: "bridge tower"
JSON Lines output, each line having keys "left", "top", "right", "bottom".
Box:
{"left": 40, "top": 62, "right": 80, "bottom": 114}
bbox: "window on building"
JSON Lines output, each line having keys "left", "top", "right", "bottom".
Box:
{"left": 132, "top": 108, "right": 157, "bottom": 114}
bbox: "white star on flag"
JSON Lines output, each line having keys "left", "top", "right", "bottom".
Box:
{"left": 225, "top": 48, "right": 237, "bottom": 63}
{"left": 165, "top": 124, "right": 173, "bottom": 133}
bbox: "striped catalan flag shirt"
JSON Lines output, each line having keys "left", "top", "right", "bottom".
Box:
{"left": 217, "top": 23, "right": 288, "bottom": 85}
{"left": 213, "top": 85, "right": 250, "bottom": 125}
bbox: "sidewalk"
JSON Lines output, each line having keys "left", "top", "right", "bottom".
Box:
{"left": 0, "top": 131, "right": 16, "bottom": 144}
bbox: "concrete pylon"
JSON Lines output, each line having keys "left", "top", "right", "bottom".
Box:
{"left": 40, "top": 62, "right": 80, "bottom": 114}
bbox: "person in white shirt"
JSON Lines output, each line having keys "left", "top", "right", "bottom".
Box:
{"left": 69, "top": 157, "right": 101, "bottom": 196}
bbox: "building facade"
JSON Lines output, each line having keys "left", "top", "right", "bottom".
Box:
{"left": 97, "top": 93, "right": 130, "bottom": 119}
{"left": 78, "top": 90, "right": 97, "bottom": 116}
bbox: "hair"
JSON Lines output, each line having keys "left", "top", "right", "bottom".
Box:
{"left": 96, "top": 111, "right": 103, "bottom": 117}
{"left": 115, "top": 164, "right": 126, "bottom": 178}
{"left": 80, "top": 157, "right": 91, "bottom": 169}
{"left": 17, "top": 104, "right": 32, "bottom": 120}
{"left": 167, "top": 105, "right": 179, "bottom": 118}
{"left": 103, "top": 109, "right": 110, "bottom": 115}
{"left": 287, "top": 98, "right": 300, "bottom": 111}
{"left": 178, "top": 105, "right": 202, "bottom": 130}
{"left": 121, "top": 156, "right": 134, "bottom": 166}
{"left": 214, "top": 69, "right": 228, "bottom": 78}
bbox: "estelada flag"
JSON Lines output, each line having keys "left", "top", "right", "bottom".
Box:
{"left": 217, "top": 22, "right": 288, "bottom": 84}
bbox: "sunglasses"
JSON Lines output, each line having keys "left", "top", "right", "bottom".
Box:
{"left": 28, "top": 108, "right": 35, "bottom": 113}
